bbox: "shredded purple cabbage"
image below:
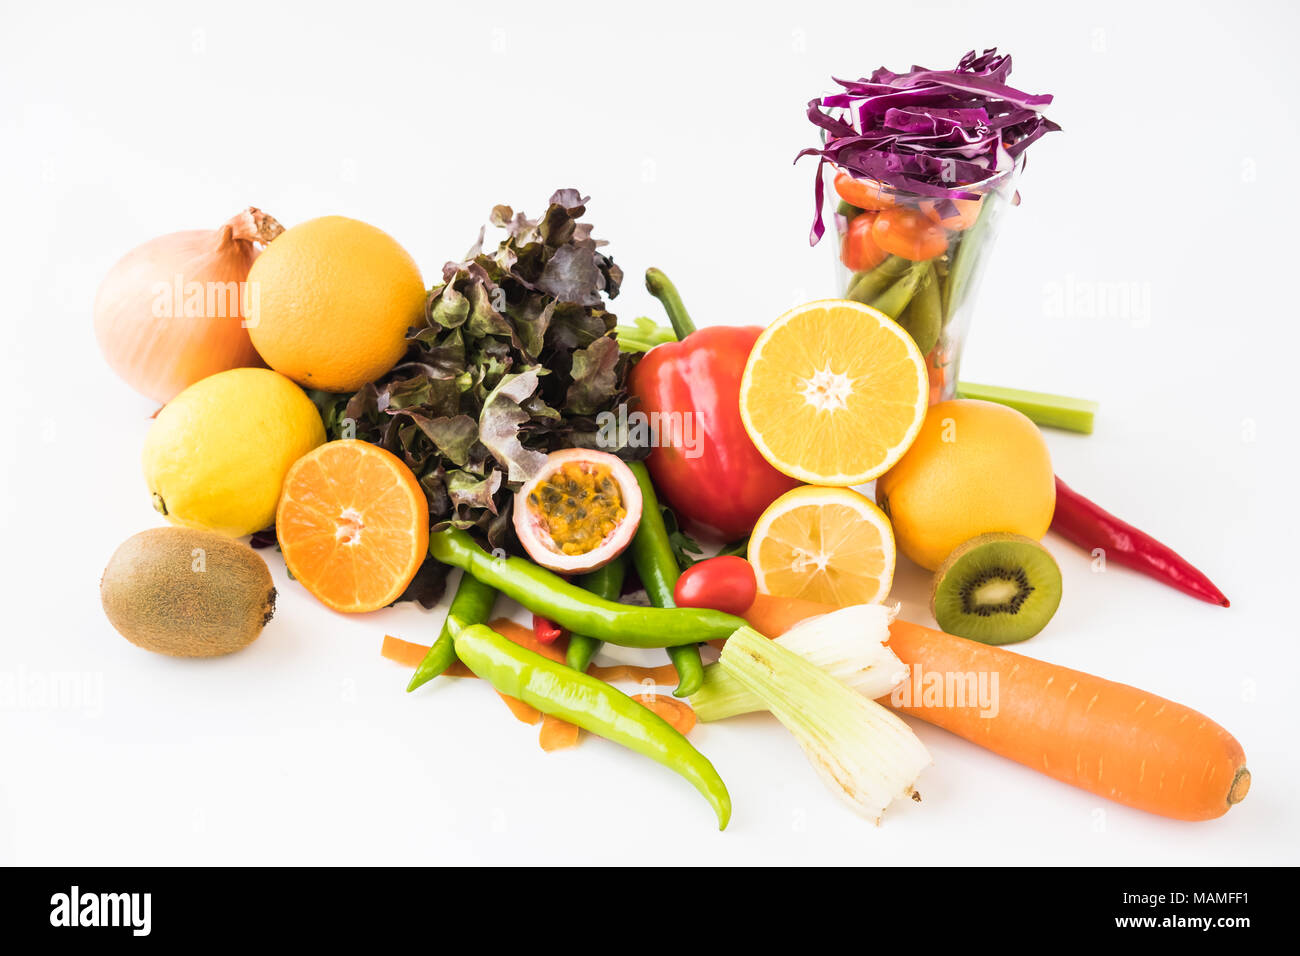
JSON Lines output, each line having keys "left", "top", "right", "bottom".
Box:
{"left": 798, "top": 48, "right": 1059, "bottom": 244}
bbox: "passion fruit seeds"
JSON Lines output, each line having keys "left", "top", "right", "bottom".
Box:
{"left": 512, "top": 449, "right": 643, "bottom": 573}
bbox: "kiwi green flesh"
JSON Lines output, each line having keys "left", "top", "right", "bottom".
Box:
{"left": 101, "top": 527, "right": 275, "bottom": 658}
{"left": 930, "top": 533, "right": 1062, "bottom": 645}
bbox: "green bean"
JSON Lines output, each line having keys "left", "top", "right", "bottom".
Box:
{"left": 942, "top": 199, "right": 993, "bottom": 325}
{"left": 845, "top": 255, "right": 910, "bottom": 304}
{"left": 428, "top": 529, "right": 747, "bottom": 647}
{"left": 455, "top": 623, "right": 731, "bottom": 829}
{"left": 566, "top": 556, "right": 627, "bottom": 672}
{"left": 406, "top": 572, "right": 497, "bottom": 692}
{"left": 895, "top": 262, "right": 941, "bottom": 355}
{"left": 628, "top": 462, "right": 704, "bottom": 697}
{"left": 870, "top": 259, "right": 930, "bottom": 320}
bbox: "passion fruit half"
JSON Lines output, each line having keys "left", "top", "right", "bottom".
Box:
{"left": 513, "top": 449, "right": 643, "bottom": 573}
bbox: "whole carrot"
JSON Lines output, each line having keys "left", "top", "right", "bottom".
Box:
{"left": 885, "top": 619, "right": 1249, "bottom": 821}
{"left": 738, "top": 599, "right": 1250, "bottom": 821}
{"left": 1052, "top": 476, "right": 1230, "bottom": 607}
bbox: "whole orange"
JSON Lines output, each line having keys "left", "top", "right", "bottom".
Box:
{"left": 246, "top": 216, "right": 425, "bottom": 392}
{"left": 875, "top": 399, "right": 1055, "bottom": 570}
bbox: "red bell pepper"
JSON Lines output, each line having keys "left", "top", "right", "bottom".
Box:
{"left": 628, "top": 270, "right": 800, "bottom": 539}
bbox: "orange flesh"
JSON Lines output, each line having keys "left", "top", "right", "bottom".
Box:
{"left": 527, "top": 462, "right": 625, "bottom": 556}
{"left": 276, "top": 441, "right": 429, "bottom": 613}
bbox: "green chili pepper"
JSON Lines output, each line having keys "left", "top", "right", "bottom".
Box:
{"left": 628, "top": 462, "right": 704, "bottom": 697}
{"left": 454, "top": 623, "right": 731, "bottom": 829}
{"left": 566, "top": 556, "right": 626, "bottom": 673}
{"left": 406, "top": 572, "right": 497, "bottom": 692}
{"left": 429, "top": 528, "right": 747, "bottom": 646}
{"left": 870, "top": 259, "right": 930, "bottom": 320}
{"left": 845, "top": 255, "right": 910, "bottom": 304}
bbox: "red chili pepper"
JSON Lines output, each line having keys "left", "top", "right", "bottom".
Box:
{"left": 1051, "top": 476, "right": 1229, "bottom": 607}
{"left": 532, "top": 614, "right": 564, "bottom": 644}
{"left": 628, "top": 270, "right": 800, "bottom": 539}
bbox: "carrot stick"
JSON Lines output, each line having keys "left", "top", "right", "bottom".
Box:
{"left": 885, "top": 619, "right": 1248, "bottom": 820}
{"left": 632, "top": 694, "right": 698, "bottom": 735}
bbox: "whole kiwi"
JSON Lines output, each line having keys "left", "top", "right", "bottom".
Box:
{"left": 101, "top": 527, "right": 276, "bottom": 657}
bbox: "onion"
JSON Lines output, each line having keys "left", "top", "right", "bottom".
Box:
{"left": 93, "top": 208, "right": 284, "bottom": 403}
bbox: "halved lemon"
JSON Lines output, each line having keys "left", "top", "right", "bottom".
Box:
{"left": 739, "top": 299, "right": 928, "bottom": 485}
{"left": 748, "top": 485, "right": 896, "bottom": 605}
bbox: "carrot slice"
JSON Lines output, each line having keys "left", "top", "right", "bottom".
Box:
{"left": 539, "top": 714, "right": 582, "bottom": 751}
{"left": 632, "top": 694, "right": 697, "bottom": 735}
{"left": 588, "top": 662, "right": 680, "bottom": 685}
{"left": 381, "top": 635, "right": 430, "bottom": 668}
{"left": 498, "top": 693, "right": 542, "bottom": 725}
{"left": 490, "top": 617, "right": 568, "bottom": 662}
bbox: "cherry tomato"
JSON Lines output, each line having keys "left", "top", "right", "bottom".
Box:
{"left": 673, "top": 556, "right": 757, "bottom": 616}
{"left": 871, "top": 206, "right": 949, "bottom": 261}
{"left": 922, "top": 196, "right": 983, "bottom": 231}
{"left": 834, "top": 171, "right": 897, "bottom": 211}
{"left": 839, "top": 212, "right": 887, "bottom": 272}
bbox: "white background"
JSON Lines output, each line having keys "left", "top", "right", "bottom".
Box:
{"left": 3, "top": 0, "right": 1297, "bottom": 865}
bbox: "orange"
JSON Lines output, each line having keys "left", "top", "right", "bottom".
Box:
{"left": 739, "top": 300, "right": 928, "bottom": 485}
{"left": 875, "top": 399, "right": 1055, "bottom": 571}
{"left": 748, "top": 485, "right": 895, "bottom": 605}
{"left": 276, "top": 440, "right": 430, "bottom": 613}
{"left": 247, "top": 216, "right": 425, "bottom": 393}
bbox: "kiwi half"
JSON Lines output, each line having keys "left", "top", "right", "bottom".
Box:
{"left": 930, "top": 532, "right": 1062, "bottom": 645}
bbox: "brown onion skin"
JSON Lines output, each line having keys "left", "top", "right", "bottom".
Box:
{"left": 94, "top": 211, "right": 277, "bottom": 404}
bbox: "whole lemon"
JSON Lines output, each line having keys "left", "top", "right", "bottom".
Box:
{"left": 143, "top": 368, "right": 326, "bottom": 537}
{"left": 246, "top": 216, "right": 425, "bottom": 392}
{"left": 875, "top": 399, "right": 1055, "bottom": 570}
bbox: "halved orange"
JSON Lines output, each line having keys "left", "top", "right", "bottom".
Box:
{"left": 739, "top": 299, "right": 928, "bottom": 485}
{"left": 748, "top": 485, "right": 895, "bottom": 605}
{"left": 276, "top": 440, "right": 429, "bottom": 613}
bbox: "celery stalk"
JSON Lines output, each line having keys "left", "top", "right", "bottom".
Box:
{"left": 690, "top": 605, "right": 906, "bottom": 721}
{"left": 719, "top": 627, "right": 931, "bottom": 823}
{"left": 614, "top": 316, "right": 676, "bottom": 353}
{"left": 955, "top": 381, "right": 1098, "bottom": 434}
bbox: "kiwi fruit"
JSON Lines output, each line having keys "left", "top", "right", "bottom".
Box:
{"left": 101, "top": 527, "right": 276, "bottom": 657}
{"left": 930, "top": 532, "right": 1061, "bottom": 645}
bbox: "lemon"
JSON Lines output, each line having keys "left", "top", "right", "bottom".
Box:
{"left": 246, "top": 216, "right": 425, "bottom": 393}
{"left": 142, "top": 368, "right": 326, "bottom": 537}
{"left": 748, "top": 485, "right": 896, "bottom": 605}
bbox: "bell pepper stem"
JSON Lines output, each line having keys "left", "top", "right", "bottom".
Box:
{"left": 645, "top": 268, "right": 697, "bottom": 340}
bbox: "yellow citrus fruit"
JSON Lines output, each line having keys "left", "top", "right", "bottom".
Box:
{"left": 142, "top": 368, "right": 326, "bottom": 537}
{"left": 875, "top": 399, "right": 1055, "bottom": 571}
{"left": 739, "top": 299, "right": 928, "bottom": 485}
{"left": 748, "top": 485, "right": 896, "bottom": 605}
{"left": 246, "top": 216, "right": 425, "bottom": 392}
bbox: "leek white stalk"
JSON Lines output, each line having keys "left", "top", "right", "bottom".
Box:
{"left": 690, "top": 604, "right": 907, "bottom": 721}
{"left": 718, "top": 626, "right": 931, "bottom": 823}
